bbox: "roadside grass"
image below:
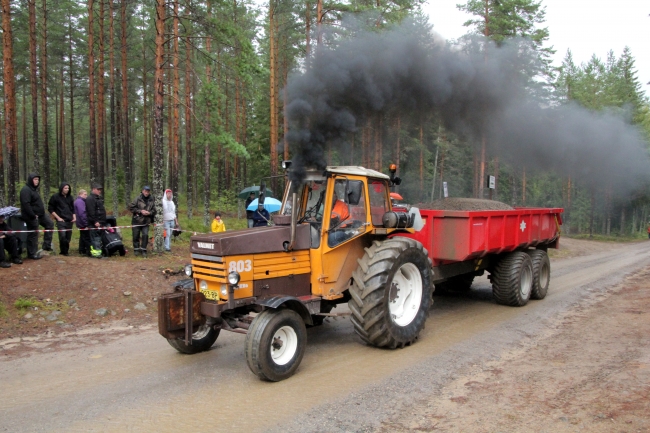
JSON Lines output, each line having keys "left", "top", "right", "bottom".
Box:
{"left": 0, "top": 300, "right": 7, "bottom": 317}
{"left": 14, "top": 296, "right": 68, "bottom": 313}
{"left": 568, "top": 233, "right": 647, "bottom": 242}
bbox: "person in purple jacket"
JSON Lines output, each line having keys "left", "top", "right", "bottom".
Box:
{"left": 74, "top": 189, "right": 90, "bottom": 256}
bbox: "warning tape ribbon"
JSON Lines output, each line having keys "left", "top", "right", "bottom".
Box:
{"left": 0, "top": 223, "right": 207, "bottom": 235}
{"left": 0, "top": 223, "right": 153, "bottom": 234}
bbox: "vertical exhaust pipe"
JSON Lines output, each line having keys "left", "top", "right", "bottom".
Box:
{"left": 287, "top": 193, "right": 297, "bottom": 251}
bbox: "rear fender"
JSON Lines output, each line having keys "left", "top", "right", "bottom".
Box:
{"left": 256, "top": 296, "right": 315, "bottom": 326}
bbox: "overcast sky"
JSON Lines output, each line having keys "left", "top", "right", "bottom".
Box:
{"left": 423, "top": 0, "right": 650, "bottom": 95}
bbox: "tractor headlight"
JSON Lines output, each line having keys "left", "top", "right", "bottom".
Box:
{"left": 184, "top": 264, "right": 193, "bottom": 277}
{"left": 221, "top": 284, "right": 228, "bottom": 297}
{"left": 198, "top": 280, "right": 208, "bottom": 291}
{"left": 228, "top": 271, "right": 240, "bottom": 286}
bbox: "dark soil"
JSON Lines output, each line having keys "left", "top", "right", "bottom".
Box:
{"left": 0, "top": 247, "right": 188, "bottom": 340}
{"left": 415, "top": 197, "right": 515, "bottom": 211}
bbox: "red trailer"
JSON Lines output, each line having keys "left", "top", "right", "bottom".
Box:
{"left": 396, "top": 207, "right": 563, "bottom": 306}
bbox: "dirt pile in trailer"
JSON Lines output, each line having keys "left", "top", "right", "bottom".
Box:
{"left": 415, "top": 198, "right": 514, "bottom": 211}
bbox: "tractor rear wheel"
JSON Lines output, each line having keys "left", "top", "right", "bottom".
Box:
{"left": 245, "top": 309, "right": 307, "bottom": 381}
{"left": 167, "top": 323, "right": 220, "bottom": 354}
{"left": 491, "top": 251, "right": 533, "bottom": 307}
{"left": 348, "top": 238, "right": 433, "bottom": 349}
{"left": 526, "top": 249, "right": 550, "bottom": 300}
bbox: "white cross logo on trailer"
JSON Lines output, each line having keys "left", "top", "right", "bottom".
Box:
{"left": 520, "top": 221, "right": 527, "bottom": 232}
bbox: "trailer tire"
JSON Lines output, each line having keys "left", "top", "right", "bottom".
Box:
{"left": 491, "top": 251, "right": 533, "bottom": 307}
{"left": 436, "top": 274, "right": 475, "bottom": 294}
{"left": 166, "top": 324, "right": 220, "bottom": 354}
{"left": 348, "top": 238, "right": 432, "bottom": 349}
{"left": 526, "top": 249, "right": 550, "bottom": 300}
{"left": 245, "top": 308, "right": 307, "bottom": 381}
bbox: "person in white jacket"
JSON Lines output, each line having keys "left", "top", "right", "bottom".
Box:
{"left": 162, "top": 189, "right": 179, "bottom": 252}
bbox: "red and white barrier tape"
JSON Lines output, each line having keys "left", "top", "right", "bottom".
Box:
{"left": 0, "top": 224, "right": 212, "bottom": 236}
{"left": 0, "top": 223, "right": 154, "bottom": 234}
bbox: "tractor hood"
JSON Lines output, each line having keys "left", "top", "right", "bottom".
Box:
{"left": 190, "top": 224, "right": 311, "bottom": 256}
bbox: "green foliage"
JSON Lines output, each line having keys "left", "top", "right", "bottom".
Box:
{"left": 0, "top": 300, "right": 6, "bottom": 318}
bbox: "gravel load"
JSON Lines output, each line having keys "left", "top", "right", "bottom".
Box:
{"left": 414, "top": 198, "right": 514, "bottom": 211}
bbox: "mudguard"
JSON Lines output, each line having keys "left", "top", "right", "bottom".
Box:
{"left": 256, "top": 296, "right": 316, "bottom": 326}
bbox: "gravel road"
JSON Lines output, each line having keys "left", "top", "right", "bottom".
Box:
{"left": 0, "top": 239, "right": 648, "bottom": 433}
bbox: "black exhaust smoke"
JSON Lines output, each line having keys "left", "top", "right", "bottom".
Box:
{"left": 283, "top": 21, "right": 649, "bottom": 194}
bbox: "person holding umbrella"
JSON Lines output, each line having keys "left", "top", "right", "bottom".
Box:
{"left": 252, "top": 203, "right": 271, "bottom": 227}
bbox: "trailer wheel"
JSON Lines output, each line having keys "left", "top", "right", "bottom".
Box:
{"left": 245, "top": 309, "right": 307, "bottom": 381}
{"left": 491, "top": 251, "right": 533, "bottom": 307}
{"left": 348, "top": 238, "right": 433, "bottom": 349}
{"left": 435, "top": 274, "right": 475, "bottom": 294}
{"left": 526, "top": 249, "right": 550, "bottom": 300}
{"left": 166, "top": 324, "right": 220, "bottom": 354}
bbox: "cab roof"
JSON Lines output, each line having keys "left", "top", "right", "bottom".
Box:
{"left": 325, "top": 166, "right": 390, "bottom": 180}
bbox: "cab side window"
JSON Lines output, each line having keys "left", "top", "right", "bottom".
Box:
{"left": 328, "top": 180, "right": 367, "bottom": 247}
{"left": 368, "top": 181, "right": 389, "bottom": 226}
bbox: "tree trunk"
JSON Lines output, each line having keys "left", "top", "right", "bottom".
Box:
{"left": 40, "top": 0, "right": 50, "bottom": 195}
{"left": 22, "top": 87, "right": 27, "bottom": 183}
{"left": 184, "top": 32, "right": 192, "bottom": 218}
{"left": 109, "top": 0, "right": 118, "bottom": 215}
{"left": 172, "top": 0, "right": 180, "bottom": 203}
{"left": 68, "top": 19, "right": 76, "bottom": 192}
{"left": 121, "top": 0, "right": 131, "bottom": 204}
{"left": 97, "top": 0, "right": 106, "bottom": 189}
{"left": 203, "top": 0, "right": 212, "bottom": 227}
{"left": 152, "top": 0, "right": 165, "bottom": 253}
{"left": 28, "top": 0, "right": 39, "bottom": 175}
{"left": 305, "top": 2, "right": 311, "bottom": 62}
{"left": 88, "top": 0, "right": 98, "bottom": 186}
{"left": 2, "top": 0, "right": 18, "bottom": 203}
{"left": 269, "top": 3, "right": 278, "bottom": 194}
{"left": 59, "top": 67, "right": 66, "bottom": 184}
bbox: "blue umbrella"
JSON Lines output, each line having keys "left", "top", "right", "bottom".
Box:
{"left": 247, "top": 197, "right": 282, "bottom": 213}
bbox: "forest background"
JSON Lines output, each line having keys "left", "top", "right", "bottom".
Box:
{"left": 1, "top": 0, "right": 649, "bottom": 249}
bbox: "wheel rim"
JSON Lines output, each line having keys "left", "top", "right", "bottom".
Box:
{"left": 270, "top": 325, "right": 298, "bottom": 366}
{"left": 192, "top": 324, "right": 212, "bottom": 340}
{"left": 540, "top": 261, "right": 550, "bottom": 289}
{"left": 388, "top": 262, "right": 423, "bottom": 327}
{"left": 520, "top": 264, "right": 533, "bottom": 298}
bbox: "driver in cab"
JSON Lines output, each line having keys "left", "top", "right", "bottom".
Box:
{"left": 330, "top": 191, "right": 350, "bottom": 227}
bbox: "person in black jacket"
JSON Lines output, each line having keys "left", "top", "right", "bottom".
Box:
{"left": 245, "top": 192, "right": 256, "bottom": 228}
{"left": 48, "top": 182, "right": 76, "bottom": 256}
{"left": 19, "top": 173, "right": 54, "bottom": 259}
{"left": 128, "top": 186, "right": 156, "bottom": 257}
{"left": 85, "top": 184, "right": 107, "bottom": 258}
{"left": 0, "top": 215, "right": 23, "bottom": 267}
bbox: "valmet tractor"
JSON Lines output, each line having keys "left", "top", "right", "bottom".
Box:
{"left": 158, "top": 163, "right": 562, "bottom": 381}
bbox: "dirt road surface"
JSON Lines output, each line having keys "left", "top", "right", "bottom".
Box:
{"left": 1, "top": 238, "right": 649, "bottom": 432}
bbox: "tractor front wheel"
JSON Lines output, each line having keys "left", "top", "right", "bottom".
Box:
{"left": 166, "top": 323, "right": 220, "bottom": 354}
{"left": 245, "top": 309, "right": 307, "bottom": 381}
{"left": 348, "top": 238, "right": 433, "bottom": 349}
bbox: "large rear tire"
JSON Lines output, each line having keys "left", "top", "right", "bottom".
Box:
{"left": 245, "top": 309, "right": 307, "bottom": 381}
{"left": 526, "top": 249, "right": 550, "bottom": 300}
{"left": 348, "top": 238, "right": 433, "bottom": 349}
{"left": 491, "top": 251, "right": 533, "bottom": 307}
{"left": 167, "top": 323, "right": 220, "bottom": 354}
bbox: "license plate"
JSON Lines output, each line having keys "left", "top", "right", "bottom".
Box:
{"left": 202, "top": 289, "right": 220, "bottom": 301}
